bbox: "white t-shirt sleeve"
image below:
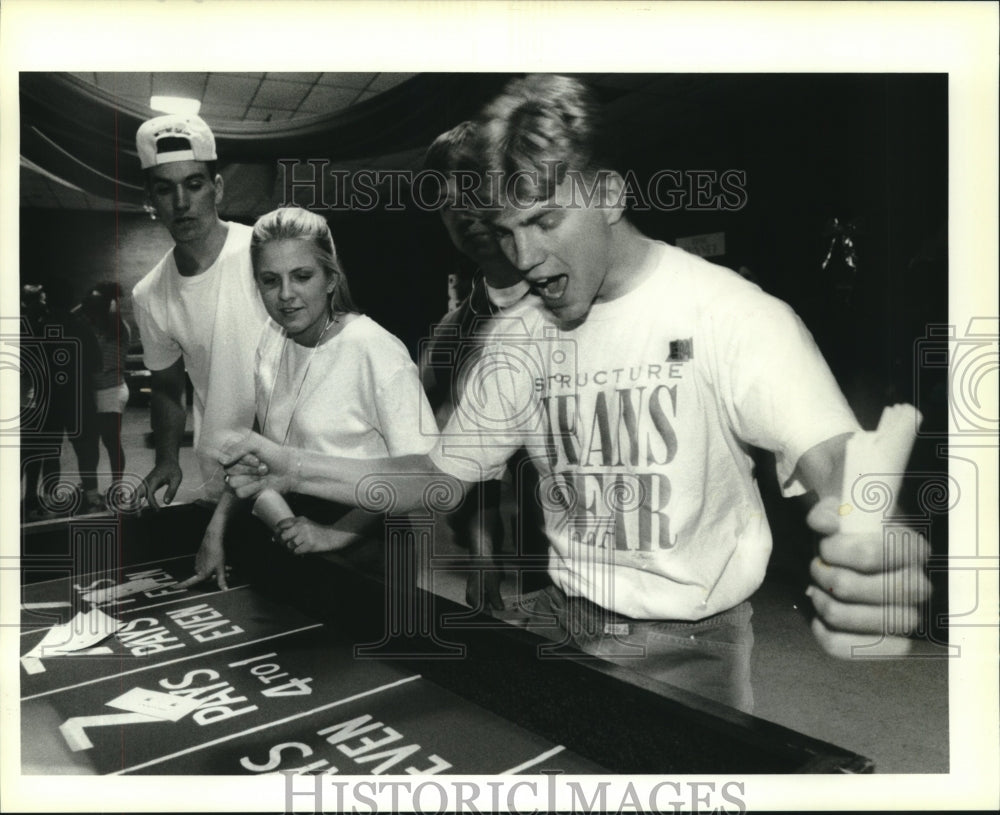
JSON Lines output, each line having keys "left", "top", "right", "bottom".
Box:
{"left": 717, "top": 288, "right": 861, "bottom": 496}
{"left": 373, "top": 360, "right": 438, "bottom": 457}
{"left": 133, "top": 286, "right": 182, "bottom": 372}
{"left": 428, "top": 341, "right": 535, "bottom": 483}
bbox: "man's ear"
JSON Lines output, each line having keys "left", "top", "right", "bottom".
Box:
{"left": 602, "top": 170, "right": 626, "bottom": 226}
{"left": 214, "top": 174, "right": 224, "bottom": 207}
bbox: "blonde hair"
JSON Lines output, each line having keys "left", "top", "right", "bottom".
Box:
{"left": 475, "top": 74, "right": 610, "bottom": 202}
{"left": 250, "top": 207, "right": 358, "bottom": 315}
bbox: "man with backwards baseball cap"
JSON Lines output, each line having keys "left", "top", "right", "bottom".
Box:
{"left": 132, "top": 114, "right": 268, "bottom": 513}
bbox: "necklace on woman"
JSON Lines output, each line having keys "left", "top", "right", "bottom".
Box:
{"left": 260, "top": 312, "right": 336, "bottom": 445}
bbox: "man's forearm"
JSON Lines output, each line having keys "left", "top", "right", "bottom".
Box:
{"left": 291, "top": 451, "right": 462, "bottom": 514}
{"left": 319, "top": 507, "right": 382, "bottom": 550}
{"left": 150, "top": 390, "right": 187, "bottom": 466}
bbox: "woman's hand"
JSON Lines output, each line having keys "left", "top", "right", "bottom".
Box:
{"left": 177, "top": 524, "right": 231, "bottom": 590}
{"left": 273, "top": 516, "right": 355, "bottom": 555}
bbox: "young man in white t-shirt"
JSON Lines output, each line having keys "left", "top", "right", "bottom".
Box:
{"left": 220, "top": 76, "right": 931, "bottom": 711}
{"left": 132, "top": 114, "right": 268, "bottom": 510}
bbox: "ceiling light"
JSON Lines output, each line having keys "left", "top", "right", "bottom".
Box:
{"left": 150, "top": 96, "right": 201, "bottom": 115}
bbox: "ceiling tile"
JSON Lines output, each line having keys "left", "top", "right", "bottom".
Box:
{"left": 299, "top": 84, "right": 361, "bottom": 113}
{"left": 367, "top": 73, "right": 418, "bottom": 91}
{"left": 244, "top": 107, "right": 295, "bottom": 122}
{"left": 151, "top": 72, "right": 208, "bottom": 98}
{"left": 199, "top": 103, "right": 250, "bottom": 123}
{"left": 203, "top": 74, "right": 261, "bottom": 107}
{"left": 94, "top": 72, "right": 151, "bottom": 98}
{"left": 266, "top": 72, "right": 321, "bottom": 84}
{"left": 251, "top": 79, "right": 312, "bottom": 110}
{"left": 22, "top": 71, "right": 437, "bottom": 209}
{"left": 316, "top": 72, "right": 377, "bottom": 90}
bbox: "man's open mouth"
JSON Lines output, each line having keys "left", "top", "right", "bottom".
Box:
{"left": 530, "top": 274, "right": 569, "bottom": 301}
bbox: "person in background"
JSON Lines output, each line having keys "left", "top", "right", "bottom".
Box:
{"left": 220, "top": 76, "right": 931, "bottom": 713}
{"left": 180, "top": 207, "right": 435, "bottom": 590}
{"left": 81, "top": 282, "right": 131, "bottom": 505}
{"left": 419, "top": 121, "right": 549, "bottom": 611}
{"left": 21, "top": 283, "right": 55, "bottom": 519}
{"left": 132, "top": 113, "right": 268, "bottom": 511}
{"left": 20, "top": 282, "right": 102, "bottom": 517}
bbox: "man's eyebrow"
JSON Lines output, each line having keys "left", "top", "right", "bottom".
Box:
{"left": 259, "top": 266, "right": 314, "bottom": 275}
{"left": 149, "top": 171, "right": 209, "bottom": 185}
{"left": 513, "top": 207, "right": 563, "bottom": 229}
{"left": 490, "top": 199, "right": 562, "bottom": 230}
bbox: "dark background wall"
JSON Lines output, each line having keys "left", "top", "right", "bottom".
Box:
{"left": 20, "top": 211, "right": 172, "bottom": 330}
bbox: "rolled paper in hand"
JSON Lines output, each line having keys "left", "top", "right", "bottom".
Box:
{"left": 251, "top": 489, "right": 293, "bottom": 531}
{"left": 825, "top": 403, "right": 924, "bottom": 658}
{"left": 840, "top": 403, "right": 922, "bottom": 533}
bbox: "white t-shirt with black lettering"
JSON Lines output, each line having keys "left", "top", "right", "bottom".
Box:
{"left": 430, "top": 240, "right": 860, "bottom": 620}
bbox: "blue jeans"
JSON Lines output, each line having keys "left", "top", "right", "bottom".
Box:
{"left": 509, "top": 584, "right": 755, "bottom": 713}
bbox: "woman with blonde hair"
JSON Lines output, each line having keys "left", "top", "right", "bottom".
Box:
{"left": 182, "top": 207, "right": 434, "bottom": 588}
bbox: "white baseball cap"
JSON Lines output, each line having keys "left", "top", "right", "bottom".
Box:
{"left": 136, "top": 113, "right": 217, "bottom": 169}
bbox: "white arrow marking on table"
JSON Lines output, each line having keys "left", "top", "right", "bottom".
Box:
{"left": 20, "top": 646, "right": 115, "bottom": 675}
{"left": 59, "top": 712, "right": 162, "bottom": 752}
